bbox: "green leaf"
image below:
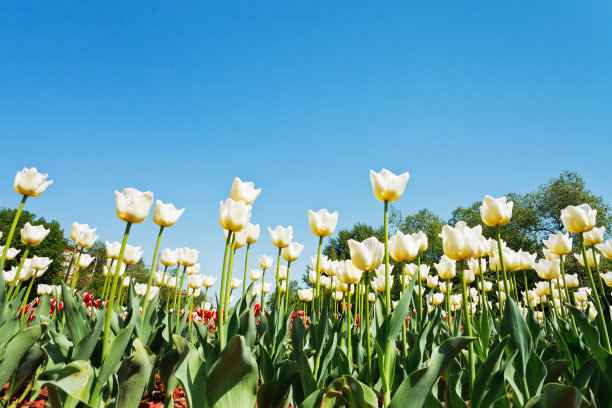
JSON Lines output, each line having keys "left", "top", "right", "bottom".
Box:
{"left": 387, "top": 275, "right": 416, "bottom": 344}
{"left": 524, "top": 383, "right": 590, "bottom": 408}
{"left": 257, "top": 361, "right": 299, "bottom": 408}
{"left": 500, "top": 298, "right": 533, "bottom": 377}
{"left": 73, "top": 314, "right": 104, "bottom": 362}
{"left": 61, "top": 283, "right": 87, "bottom": 344}
{"left": 471, "top": 336, "right": 509, "bottom": 408}
{"left": 0, "top": 323, "right": 42, "bottom": 386}
{"left": 544, "top": 360, "right": 571, "bottom": 384}
{"left": 321, "top": 375, "right": 378, "bottom": 408}
{"left": 206, "top": 334, "right": 259, "bottom": 408}
{"left": 174, "top": 335, "right": 207, "bottom": 408}
{"left": 39, "top": 360, "right": 95, "bottom": 405}
{"left": 116, "top": 338, "right": 155, "bottom": 408}
{"left": 389, "top": 336, "right": 475, "bottom": 408}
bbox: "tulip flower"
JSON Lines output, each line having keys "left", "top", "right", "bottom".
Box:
{"left": 105, "top": 241, "right": 121, "bottom": 260}
{"left": 20, "top": 222, "right": 50, "bottom": 246}
{"left": 369, "top": 169, "right": 410, "bottom": 203}
{"left": 0, "top": 247, "right": 20, "bottom": 261}
{"left": 583, "top": 226, "right": 605, "bottom": 246}
{"left": 439, "top": 222, "right": 482, "bottom": 261}
{"left": 561, "top": 204, "right": 597, "bottom": 234}
{"left": 432, "top": 293, "right": 445, "bottom": 305}
{"left": 178, "top": 247, "right": 199, "bottom": 267}
{"left": 574, "top": 249, "right": 600, "bottom": 268}
{"left": 337, "top": 260, "right": 363, "bottom": 285}
{"left": 405, "top": 264, "right": 429, "bottom": 282}
{"left": 298, "top": 288, "right": 314, "bottom": 302}
{"left": 601, "top": 272, "right": 612, "bottom": 288}
{"left": 308, "top": 209, "right": 338, "bottom": 237}
{"left": 249, "top": 269, "right": 262, "bottom": 281}
{"left": 258, "top": 255, "right": 274, "bottom": 270}
{"left": 134, "top": 283, "right": 147, "bottom": 296}
{"left": 244, "top": 223, "right": 260, "bottom": 245}
{"left": 542, "top": 232, "right": 573, "bottom": 256}
{"left": 189, "top": 274, "right": 205, "bottom": 289}
{"left": 122, "top": 245, "right": 143, "bottom": 265}
{"left": 160, "top": 248, "right": 180, "bottom": 267}
{"left": 282, "top": 242, "right": 304, "bottom": 262}
{"left": 153, "top": 271, "right": 165, "bottom": 286}
{"left": 14, "top": 167, "right": 53, "bottom": 197}
{"left": 427, "top": 275, "right": 439, "bottom": 288}
{"left": 388, "top": 231, "right": 421, "bottom": 262}
{"left": 78, "top": 253, "right": 95, "bottom": 269}
{"left": 533, "top": 258, "right": 560, "bottom": 280}
{"left": 269, "top": 225, "right": 293, "bottom": 248}
{"left": 371, "top": 275, "right": 388, "bottom": 292}
{"left": 186, "top": 264, "right": 201, "bottom": 275}
{"left": 115, "top": 188, "right": 154, "bottom": 224}
{"left": 31, "top": 256, "right": 52, "bottom": 271}
{"left": 277, "top": 265, "right": 288, "bottom": 280}
{"left": 348, "top": 237, "right": 384, "bottom": 273}
{"left": 230, "top": 177, "right": 261, "bottom": 205}
{"left": 219, "top": 198, "right": 252, "bottom": 232}
{"left": 434, "top": 255, "right": 456, "bottom": 280}
{"left": 479, "top": 195, "right": 513, "bottom": 226}
{"left": 153, "top": 200, "right": 185, "bottom": 228}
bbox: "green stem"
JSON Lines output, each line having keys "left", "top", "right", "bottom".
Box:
{"left": 242, "top": 243, "right": 250, "bottom": 296}
{"left": 0, "top": 195, "right": 27, "bottom": 276}
{"left": 401, "top": 262, "right": 407, "bottom": 358}
{"left": 314, "top": 236, "right": 323, "bottom": 317}
{"left": 142, "top": 226, "right": 164, "bottom": 311}
{"left": 175, "top": 266, "right": 187, "bottom": 327}
{"left": 592, "top": 245, "right": 606, "bottom": 296}
{"left": 285, "top": 261, "right": 292, "bottom": 315}
{"left": 460, "top": 261, "right": 475, "bottom": 393}
{"left": 69, "top": 249, "right": 83, "bottom": 292}
{"left": 100, "top": 273, "right": 110, "bottom": 301}
{"left": 260, "top": 268, "right": 266, "bottom": 312}
{"left": 224, "top": 235, "right": 237, "bottom": 318}
{"left": 274, "top": 246, "right": 282, "bottom": 310}
{"left": 218, "top": 232, "right": 233, "bottom": 349}
{"left": 497, "top": 228, "right": 511, "bottom": 302}
{"left": 20, "top": 275, "right": 37, "bottom": 319}
{"left": 581, "top": 235, "right": 611, "bottom": 352}
{"left": 64, "top": 246, "right": 78, "bottom": 283}
{"left": 445, "top": 279, "right": 451, "bottom": 331}
{"left": 347, "top": 284, "right": 353, "bottom": 370}
{"left": 101, "top": 221, "right": 132, "bottom": 360}
{"left": 187, "top": 294, "right": 195, "bottom": 335}
{"left": 365, "top": 272, "right": 372, "bottom": 386}
{"left": 479, "top": 261, "right": 489, "bottom": 319}
{"left": 8, "top": 246, "right": 30, "bottom": 299}
{"left": 417, "top": 255, "right": 423, "bottom": 329}
{"left": 384, "top": 200, "right": 390, "bottom": 314}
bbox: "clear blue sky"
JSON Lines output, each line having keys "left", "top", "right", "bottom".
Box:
{"left": 1, "top": 1, "right": 611, "bottom": 300}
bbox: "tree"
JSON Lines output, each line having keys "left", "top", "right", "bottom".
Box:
{"left": 0, "top": 207, "right": 66, "bottom": 286}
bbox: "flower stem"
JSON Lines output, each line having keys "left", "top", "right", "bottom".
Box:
{"left": 242, "top": 243, "right": 251, "bottom": 296}
{"left": 260, "top": 268, "right": 266, "bottom": 312}
{"left": 285, "top": 261, "right": 292, "bottom": 315}
{"left": 581, "top": 235, "right": 611, "bottom": 352}
{"left": 274, "top": 246, "right": 282, "bottom": 310}
{"left": 69, "top": 249, "right": 83, "bottom": 292}
{"left": 218, "top": 232, "right": 233, "bottom": 349}
{"left": 0, "top": 195, "right": 27, "bottom": 277}
{"left": 591, "top": 245, "right": 606, "bottom": 296}
{"left": 365, "top": 272, "right": 372, "bottom": 386}
{"left": 346, "top": 284, "right": 353, "bottom": 370}
{"left": 224, "top": 235, "right": 237, "bottom": 317}
{"left": 101, "top": 273, "right": 110, "bottom": 301}
{"left": 20, "top": 275, "right": 37, "bottom": 319}
{"left": 142, "top": 226, "right": 164, "bottom": 311}
{"left": 314, "top": 236, "right": 323, "bottom": 317}
{"left": 497, "top": 228, "right": 512, "bottom": 302}
{"left": 8, "top": 246, "right": 30, "bottom": 299}
{"left": 384, "top": 200, "right": 390, "bottom": 314}
{"left": 460, "top": 261, "right": 475, "bottom": 393}
{"left": 175, "top": 266, "right": 187, "bottom": 327}
{"left": 63, "top": 246, "right": 78, "bottom": 283}
{"left": 401, "top": 262, "right": 407, "bottom": 358}
{"left": 102, "top": 222, "right": 132, "bottom": 360}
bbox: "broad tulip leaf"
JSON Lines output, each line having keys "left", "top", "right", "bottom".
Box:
{"left": 175, "top": 344, "right": 207, "bottom": 408}
{"left": 300, "top": 389, "right": 325, "bottom": 408}
{"left": 387, "top": 275, "right": 416, "bottom": 344}
{"left": 206, "top": 334, "right": 259, "bottom": 408}
{"left": 321, "top": 375, "right": 378, "bottom": 408}
{"left": 96, "top": 306, "right": 137, "bottom": 388}
{"left": 389, "top": 336, "right": 475, "bottom": 408}
{"left": 525, "top": 350, "right": 547, "bottom": 397}
{"left": 61, "top": 283, "right": 87, "bottom": 344}
{"left": 544, "top": 359, "right": 571, "bottom": 384}
{"left": 116, "top": 338, "right": 155, "bottom": 408}
{"left": 39, "top": 360, "right": 95, "bottom": 405}
{"left": 524, "top": 383, "right": 590, "bottom": 408}
{"left": 500, "top": 298, "right": 532, "bottom": 377}
{"left": 471, "top": 336, "right": 509, "bottom": 408}
{"left": 257, "top": 361, "right": 299, "bottom": 408}
{"left": 73, "top": 314, "right": 104, "bottom": 361}
{"left": 0, "top": 323, "right": 42, "bottom": 387}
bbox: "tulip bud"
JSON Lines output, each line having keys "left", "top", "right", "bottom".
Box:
{"left": 189, "top": 274, "right": 205, "bottom": 289}
{"left": 160, "top": 248, "right": 180, "bottom": 267}
{"left": 230, "top": 177, "right": 261, "bottom": 205}
{"left": 584, "top": 226, "right": 605, "bottom": 246}
{"left": 434, "top": 255, "right": 456, "bottom": 280}
{"left": 249, "top": 269, "right": 263, "bottom": 281}
{"left": 230, "top": 278, "right": 241, "bottom": 289}
{"left": 479, "top": 195, "right": 513, "bottom": 226}
{"left": 14, "top": 167, "right": 53, "bottom": 197}
{"left": 388, "top": 231, "right": 420, "bottom": 262}
{"left": 20, "top": 222, "right": 50, "bottom": 246}
{"left": 106, "top": 241, "right": 121, "bottom": 260}
{"left": 369, "top": 168, "right": 410, "bottom": 202}
{"left": 202, "top": 275, "right": 217, "bottom": 288}
{"left": 307, "top": 209, "right": 338, "bottom": 237}
{"left": 76, "top": 229, "right": 99, "bottom": 249}
{"left": 123, "top": 245, "right": 143, "bottom": 265}
{"left": 245, "top": 223, "right": 260, "bottom": 244}
{"left": 31, "top": 256, "right": 52, "bottom": 271}
{"left": 219, "top": 198, "right": 252, "bottom": 232}
{"left": 574, "top": 249, "right": 600, "bottom": 268}
{"left": 78, "top": 253, "right": 95, "bottom": 269}
{"left": 542, "top": 232, "right": 573, "bottom": 256}
{"left": 595, "top": 240, "right": 612, "bottom": 259}
{"left": 178, "top": 247, "right": 199, "bottom": 267}
{"left": 561, "top": 204, "right": 597, "bottom": 234}
{"left": 153, "top": 200, "right": 185, "bottom": 227}
{"left": 282, "top": 242, "right": 304, "bottom": 262}
{"left": 533, "top": 258, "right": 560, "bottom": 280}
{"left": 0, "top": 246, "right": 20, "bottom": 261}
{"left": 348, "top": 237, "right": 384, "bottom": 272}
{"left": 439, "top": 221, "right": 482, "bottom": 261}
{"left": 268, "top": 225, "right": 293, "bottom": 248}
{"left": 258, "top": 255, "right": 274, "bottom": 270}
{"left": 115, "top": 188, "right": 154, "bottom": 224}
{"left": 337, "top": 260, "right": 363, "bottom": 285}
{"left": 298, "top": 288, "right": 314, "bottom": 302}
{"left": 186, "top": 263, "right": 201, "bottom": 275}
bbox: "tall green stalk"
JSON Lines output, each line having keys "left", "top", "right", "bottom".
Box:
{"left": 383, "top": 201, "right": 391, "bottom": 313}
{"left": 102, "top": 222, "right": 132, "bottom": 360}
{"left": 69, "top": 249, "right": 83, "bottom": 292}
{"left": 175, "top": 266, "right": 187, "bottom": 326}
{"left": 285, "top": 261, "right": 292, "bottom": 314}
{"left": 314, "top": 236, "right": 323, "bottom": 316}
{"left": 218, "top": 231, "right": 233, "bottom": 350}
{"left": 63, "top": 246, "right": 77, "bottom": 283}
{"left": 496, "top": 228, "right": 512, "bottom": 301}
{"left": 242, "top": 243, "right": 250, "bottom": 296}
{"left": 260, "top": 268, "right": 267, "bottom": 312}
{"left": 591, "top": 246, "right": 606, "bottom": 296}
{"left": 224, "top": 235, "right": 237, "bottom": 318}
{"left": 274, "top": 246, "right": 282, "bottom": 310}
{"left": 581, "top": 234, "right": 611, "bottom": 352}
{"left": 142, "top": 226, "right": 164, "bottom": 310}
{"left": 460, "top": 261, "right": 475, "bottom": 393}
{"left": 0, "top": 195, "right": 27, "bottom": 278}
{"left": 401, "top": 262, "right": 407, "bottom": 357}
{"left": 7, "top": 246, "right": 30, "bottom": 299}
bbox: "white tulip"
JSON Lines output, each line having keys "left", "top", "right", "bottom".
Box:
{"left": 479, "top": 195, "right": 513, "bottom": 226}
{"left": 561, "top": 204, "right": 597, "bottom": 234}
{"left": 262, "top": 282, "right": 272, "bottom": 294}
{"left": 20, "top": 222, "right": 50, "bottom": 246}
{"left": 574, "top": 249, "right": 600, "bottom": 268}
{"left": 432, "top": 293, "right": 445, "bottom": 305}
{"left": 123, "top": 245, "right": 143, "bottom": 265}
{"left": 134, "top": 283, "right": 147, "bottom": 296}
{"left": 153, "top": 271, "right": 165, "bottom": 285}
{"left": 245, "top": 223, "right": 260, "bottom": 244}
{"left": 189, "top": 274, "right": 205, "bottom": 289}
{"left": 14, "top": 168, "right": 53, "bottom": 197}
{"left": 258, "top": 255, "right": 274, "bottom": 270}
{"left": 388, "top": 231, "right": 420, "bottom": 262}
{"left": 31, "top": 256, "right": 52, "bottom": 271}
{"left": 298, "top": 288, "right": 314, "bottom": 302}
{"left": 277, "top": 265, "right": 288, "bottom": 280}
{"left": 105, "top": 260, "right": 126, "bottom": 277}
{"left": 434, "top": 255, "right": 456, "bottom": 280}
{"left": 105, "top": 241, "right": 121, "bottom": 260}
{"left": 427, "top": 275, "right": 439, "bottom": 288}
{"left": 160, "top": 248, "right": 180, "bottom": 267}
{"left": 232, "top": 229, "right": 248, "bottom": 249}
{"left": 269, "top": 225, "right": 293, "bottom": 248}
{"left": 584, "top": 226, "right": 606, "bottom": 246}
{"left": 219, "top": 198, "right": 252, "bottom": 232}
{"left": 122, "top": 277, "right": 132, "bottom": 288}
{"left": 75, "top": 229, "right": 98, "bottom": 249}
{"left": 532, "top": 258, "right": 560, "bottom": 280}
{"left": 282, "top": 242, "right": 304, "bottom": 262}
{"left": 348, "top": 237, "right": 384, "bottom": 272}
{"left": 337, "top": 260, "right": 363, "bottom": 285}
{"left": 368, "top": 292, "right": 376, "bottom": 302}
{"left": 280, "top": 281, "right": 288, "bottom": 293}
{"left": 439, "top": 221, "right": 482, "bottom": 261}
{"left": 202, "top": 275, "right": 217, "bottom": 288}
{"left": 595, "top": 240, "right": 612, "bottom": 259}
{"left": 467, "top": 258, "right": 486, "bottom": 275}
{"left": 370, "top": 168, "right": 410, "bottom": 202}
{"left": 3, "top": 266, "right": 17, "bottom": 284}
{"left": 462, "top": 269, "right": 475, "bottom": 284}
{"left": 178, "top": 247, "right": 199, "bottom": 267}
{"left": 542, "top": 232, "right": 573, "bottom": 256}
{"left": 565, "top": 274, "right": 579, "bottom": 288}
{"left": 308, "top": 209, "right": 338, "bottom": 237}
{"left": 249, "top": 269, "right": 262, "bottom": 281}
{"left": 78, "top": 253, "right": 95, "bottom": 269}
{"left": 115, "top": 188, "right": 154, "bottom": 224}
{"left": 439, "top": 280, "right": 453, "bottom": 293}
{"left": 37, "top": 283, "right": 51, "bottom": 296}
{"left": 153, "top": 200, "right": 185, "bottom": 227}
{"left": 405, "top": 264, "right": 429, "bottom": 281}
{"left": 165, "top": 276, "right": 177, "bottom": 289}
{"left": 0, "top": 247, "right": 20, "bottom": 261}
{"left": 230, "top": 177, "right": 261, "bottom": 205}
{"left": 413, "top": 231, "right": 428, "bottom": 252}
{"left": 186, "top": 263, "right": 201, "bottom": 275}
{"left": 484, "top": 281, "right": 493, "bottom": 292}
{"left": 601, "top": 271, "right": 612, "bottom": 288}
{"left": 371, "top": 274, "right": 389, "bottom": 292}
{"left": 308, "top": 269, "right": 317, "bottom": 284}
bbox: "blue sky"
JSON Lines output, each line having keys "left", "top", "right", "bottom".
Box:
{"left": 1, "top": 1, "right": 611, "bottom": 299}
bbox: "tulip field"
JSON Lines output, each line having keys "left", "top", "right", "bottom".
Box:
{"left": 2, "top": 167, "right": 612, "bottom": 408}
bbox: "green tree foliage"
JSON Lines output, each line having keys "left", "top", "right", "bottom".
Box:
{"left": 266, "top": 279, "right": 300, "bottom": 311}
{"left": 0, "top": 207, "right": 65, "bottom": 285}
